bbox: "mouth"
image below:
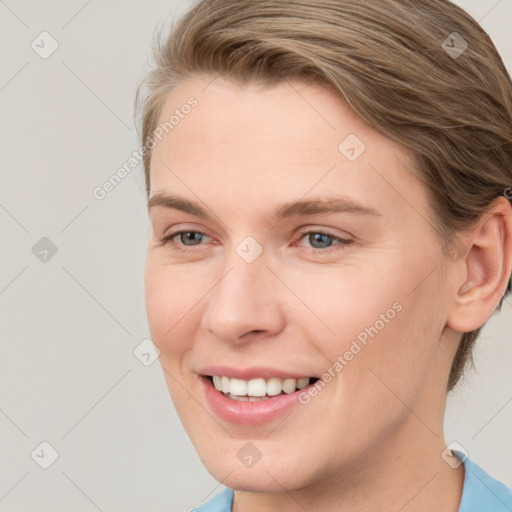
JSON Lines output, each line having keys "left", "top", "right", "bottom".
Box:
{"left": 206, "top": 375, "right": 320, "bottom": 401}
{"left": 198, "top": 366, "right": 322, "bottom": 425}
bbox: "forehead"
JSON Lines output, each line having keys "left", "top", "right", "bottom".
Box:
{"left": 155, "top": 76, "right": 374, "bottom": 151}
{"left": 149, "top": 75, "right": 428, "bottom": 225}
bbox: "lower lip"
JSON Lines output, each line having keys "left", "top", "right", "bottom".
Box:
{"left": 200, "top": 376, "right": 312, "bottom": 425}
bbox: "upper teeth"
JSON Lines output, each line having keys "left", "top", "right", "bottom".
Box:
{"left": 212, "top": 376, "right": 311, "bottom": 396}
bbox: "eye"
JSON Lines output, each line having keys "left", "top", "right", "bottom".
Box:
{"left": 297, "top": 230, "right": 353, "bottom": 252}
{"left": 158, "top": 230, "right": 212, "bottom": 251}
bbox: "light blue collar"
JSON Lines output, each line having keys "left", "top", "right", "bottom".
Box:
{"left": 454, "top": 450, "right": 512, "bottom": 511}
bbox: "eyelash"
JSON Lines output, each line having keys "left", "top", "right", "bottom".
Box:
{"left": 157, "top": 229, "right": 353, "bottom": 254}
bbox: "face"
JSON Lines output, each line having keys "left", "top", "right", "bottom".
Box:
{"left": 144, "top": 75, "right": 455, "bottom": 492}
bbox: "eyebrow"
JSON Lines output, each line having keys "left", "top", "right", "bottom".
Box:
{"left": 147, "top": 193, "right": 381, "bottom": 221}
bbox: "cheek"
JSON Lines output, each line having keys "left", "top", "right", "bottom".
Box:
{"left": 280, "top": 264, "right": 400, "bottom": 347}
{"left": 145, "top": 265, "right": 202, "bottom": 415}
{"left": 286, "top": 263, "right": 442, "bottom": 401}
{"left": 144, "top": 260, "right": 199, "bottom": 358}
{"left": 335, "top": 279, "right": 443, "bottom": 426}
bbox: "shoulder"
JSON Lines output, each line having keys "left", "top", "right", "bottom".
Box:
{"left": 194, "top": 488, "right": 234, "bottom": 512}
{"left": 458, "top": 452, "right": 512, "bottom": 512}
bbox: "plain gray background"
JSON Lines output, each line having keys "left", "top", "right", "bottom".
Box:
{"left": 0, "top": 1, "right": 511, "bottom": 510}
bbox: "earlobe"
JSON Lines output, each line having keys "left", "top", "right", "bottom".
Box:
{"left": 447, "top": 196, "right": 512, "bottom": 333}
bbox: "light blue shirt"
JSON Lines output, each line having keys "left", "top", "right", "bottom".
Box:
{"left": 194, "top": 453, "right": 512, "bottom": 511}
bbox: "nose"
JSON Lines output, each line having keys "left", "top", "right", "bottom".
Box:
{"left": 200, "top": 252, "right": 286, "bottom": 344}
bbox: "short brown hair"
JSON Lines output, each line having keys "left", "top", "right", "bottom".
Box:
{"left": 135, "top": 0, "right": 512, "bottom": 391}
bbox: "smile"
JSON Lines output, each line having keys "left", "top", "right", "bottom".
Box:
{"left": 200, "top": 374, "right": 321, "bottom": 425}
{"left": 210, "top": 375, "right": 317, "bottom": 401}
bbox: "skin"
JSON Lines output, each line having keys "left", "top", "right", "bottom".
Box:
{"left": 144, "top": 75, "right": 512, "bottom": 512}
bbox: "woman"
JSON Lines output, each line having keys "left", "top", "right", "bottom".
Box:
{"left": 136, "top": 0, "right": 512, "bottom": 510}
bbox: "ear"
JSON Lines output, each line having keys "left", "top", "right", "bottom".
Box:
{"left": 446, "top": 196, "right": 512, "bottom": 333}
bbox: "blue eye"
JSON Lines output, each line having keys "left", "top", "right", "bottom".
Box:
{"left": 175, "top": 231, "right": 205, "bottom": 246}
{"left": 298, "top": 230, "right": 353, "bottom": 252}
{"left": 159, "top": 230, "right": 211, "bottom": 251}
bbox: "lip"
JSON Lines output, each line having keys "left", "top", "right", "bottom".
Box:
{"left": 199, "top": 374, "right": 318, "bottom": 426}
{"left": 198, "top": 365, "right": 316, "bottom": 380}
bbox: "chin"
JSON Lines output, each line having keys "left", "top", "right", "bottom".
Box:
{"left": 211, "top": 467, "right": 300, "bottom": 493}
{"left": 199, "top": 449, "right": 320, "bottom": 493}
